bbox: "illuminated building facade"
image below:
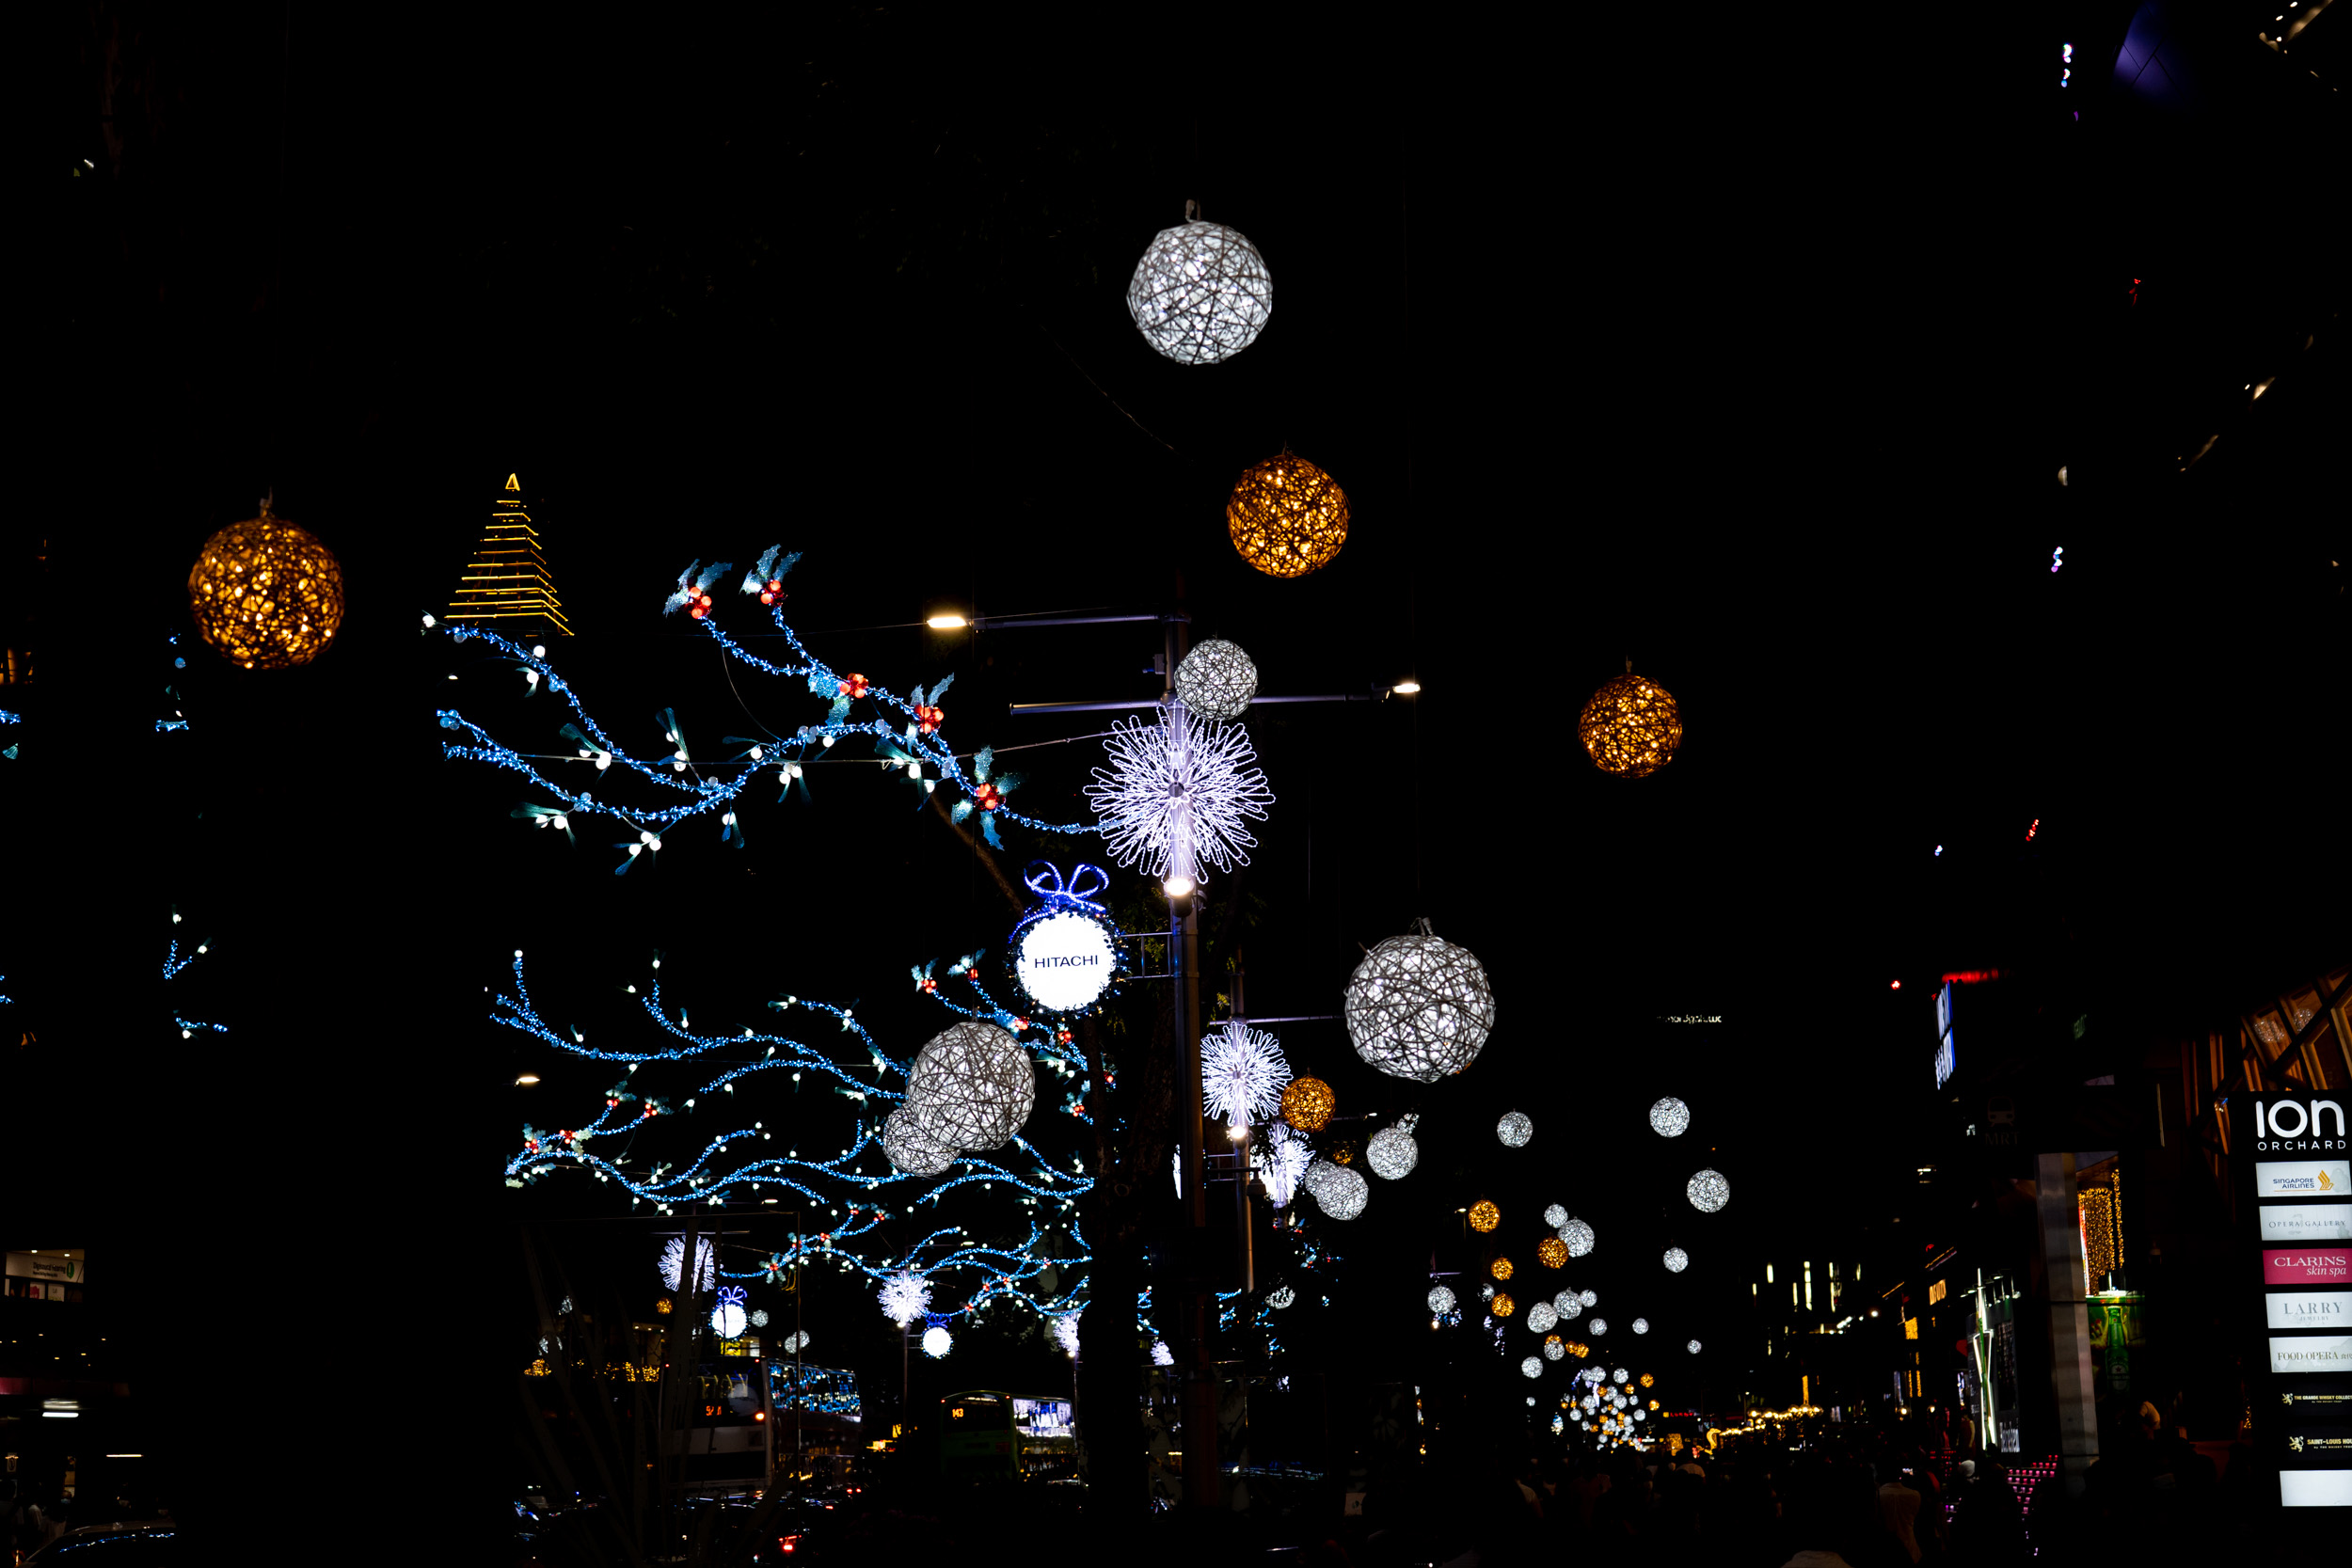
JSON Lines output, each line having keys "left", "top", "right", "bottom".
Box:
{"left": 446, "top": 473, "right": 572, "bottom": 640}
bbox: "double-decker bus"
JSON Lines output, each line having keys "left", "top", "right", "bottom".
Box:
{"left": 667, "top": 1361, "right": 774, "bottom": 1491}
{"left": 938, "top": 1389, "right": 1076, "bottom": 1481}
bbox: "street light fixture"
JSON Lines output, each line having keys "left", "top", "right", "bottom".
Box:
{"left": 1391, "top": 679, "right": 1422, "bottom": 696}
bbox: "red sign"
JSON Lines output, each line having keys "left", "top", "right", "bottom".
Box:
{"left": 2265, "top": 1249, "right": 2352, "bottom": 1284}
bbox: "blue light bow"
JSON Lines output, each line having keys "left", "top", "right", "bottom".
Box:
{"left": 718, "top": 1285, "right": 747, "bottom": 1308}
{"left": 1018, "top": 862, "right": 1110, "bottom": 930}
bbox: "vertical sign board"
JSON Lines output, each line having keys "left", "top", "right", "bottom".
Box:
{"left": 1933, "top": 983, "right": 1956, "bottom": 1089}
{"left": 2244, "top": 1091, "right": 2352, "bottom": 1508}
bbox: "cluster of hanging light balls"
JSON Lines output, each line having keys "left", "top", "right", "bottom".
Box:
{"left": 882, "top": 1021, "right": 1036, "bottom": 1176}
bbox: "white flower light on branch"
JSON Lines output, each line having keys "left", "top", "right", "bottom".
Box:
{"left": 1555, "top": 1291, "right": 1583, "bottom": 1320}
{"left": 1663, "top": 1247, "right": 1689, "bottom": 1273}
{"left": 1173, "top": 639, "right": 1258, "bottom": 720}
{"left": 1649, "top": 1097, "right": 1691, "bottom": 1137}
{"left": 659, "top": 1236, "right": 716, "bottom": 1293}
{"left": 1427, "top": 1285, "right": 1457, "bottom": 1315}
{"left": 1256, "top": 1121, "right": 1311, "bottom": 1208}
{"left": 1521, "top": 1356, "right": 1544, "bottom": 1379}
{"left": 904, "top": 1020, "right": 1035, "bottom": 1153}
{"left": 922, "top": 1325, "right": 953, "bottom": 1358}
{"left": 1560, "top": 1218, "right": 1595, "bottom": 1257}
{"left": 1544, "top": 1204, "right": 1569, "bottom": 1228}
{"left": 1302, "top": 1159, "right": 1369, "bottom": 1221}
{"left": 1496, "top": 1111, "right": 1534, "bottom": 1148}
{"left": 1365, "top": 1114, "right": 1421, "bottom": 1180}
{"left": 1201, "top": 1020, "right": 1289, "bottom": 1128}
{"left": 878, "top": 1271, "right": 932, "bottom": 1328}
{"left": 1527, "top": 1303, "right": 1559, "bottom": 1333}
{"left": 1088, "top": 700, "right": 1272, "bottom": 884}
{"left": 1687, "top": 1168, "right": 1730, "bottom": 1212}
{"left": 1344, "top": 921, "right": 1496, "bottom": 1083}
{"left": 1126, "top": 212, "right": 1273, "bottom": 365}
{"left": 1632, "top": 1319, "right": 1649, "bottom": 1335}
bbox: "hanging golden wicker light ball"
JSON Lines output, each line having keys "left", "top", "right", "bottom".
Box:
{"left": 187, "top": 499, "right": 345, "bottom": 670}
{"left": 1227, "top": 450, "right": 1348, "bottom": 578}
{"left": 1468, "top": 1200, "right": 1502, "bottom": 1233}
{"left": 1489, "top": 1257, "right": 1515, "bottom": 1282}
{"left": 1537, "top": 1237, "right": 1569, "bottom": 1269}
{"left": 1578, "top": 664, "right": 1682, "bottom": 778}
{"left": 1279, "top": 1075, "right": 1335, "bottom": 1133}
{"left": 1491, "top": 1291, "right": 1516, "bottom": 1317}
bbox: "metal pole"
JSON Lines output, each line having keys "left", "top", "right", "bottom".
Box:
{"left": 793, "top": 1216, "right": 803, "bottom": 1483}
{"left": 1168, "top": 616, "right": 1219, "bottom": 1513}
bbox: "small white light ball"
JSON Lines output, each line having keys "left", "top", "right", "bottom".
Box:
{"left": 1520, "top": 1356, "right": 1543, "bottom": 1379}
{"left": 1688, "top": 1338, "right": 1702, "bottom": 1354}
{"left": 1543, "top": 1204, "right": 1568, "bottom": 1228}
{"left": 1527, "top": 1303, "right": 1558, "bottom": 1332}
{"left": 1303, "top": 1159, "right": 1369, "bottom": 1220}
{"left": 1554, "top": 1291, "right": 1583, "bottom": 1320}
{"left": 1663, "top": 1247, "right": 1689, "bottom": 1274}
{"left": 1581, "top": 1290, "right": 1597, "bottom": 1307}
{"left": 1632, "top": 1318, "right": 1649, "bottom": 1334}
{"left": 1173, "top": 639, "right": 1259, "bottom": 721}
{"left": 1613, "top": 1368, "right": 1629, "bottom": 1384}
{"left": 1559, "top": 1218, "right": 1595, "bottom": 1257}
{"left": 1543, "top": 1338, "right": 1565, "bottom": 1361}
{"left": 1366, "top": 1115, "right": 1422, "bottom": 1180}
{"left": 1496, "top": 1111, "right": 1534, "bottom": 1148}
{"left": 1427, "top": 1285, "right": 1457, "bottom": 1314}
{"left": 1649, "top": 1097, "right": 1691, "bottom": 1137}
{"left": 1687, "top": 1168, "right": 1730, "bottom": 1212}
{"left": 1590, "top": 1318, "right": 1609, "bottom": 1336}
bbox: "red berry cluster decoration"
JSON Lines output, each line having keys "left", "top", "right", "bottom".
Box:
{"left": 1055, "top": 1026, "right": 1073, "bottom": 1046}
{"left": 838, "top": 673, "right": 871, "bottom": 699}
{"left": 916, "top": 975, "right": 938, "bottom": 994}
{"left": 757, "top": 578, "right": 786, "bottom": 606}
{"left": 688, "top": 591, "right": 716, "bottom": 619}
{"left": 914, "top": 704, "right": 946, "bottom": 734}
{"left": 972, "top": 782, "right": 1003, "bottom": 811}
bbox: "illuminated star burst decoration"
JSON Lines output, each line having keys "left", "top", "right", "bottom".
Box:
{"left": 1054, "top": 1315, "right": 1082, "bottom": 1358}
{"left": 1087, "top": 700, "right": 1273, "bottom": 884}
{"left": 1256, "top": 1121, "right": 1311, "bottom": 1208}
{"left": 1152, "top": 1340, "right": 1175, "bottom": 1368}
{"left": 659, "top": 1236, "right": 716, "bottom": 1293}
{"left": 1201, "top": 1020, "right": 1289, "bottom": 1127}
{"left": 878, "top": 1271, "right": 932, "bottom": 1328}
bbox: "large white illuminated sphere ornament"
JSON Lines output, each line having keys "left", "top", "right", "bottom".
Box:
{"left": 1589, "top": 1318, "right": 1608, "bottom": 1336}
{"left": 1527, "top": 1302, "right": 1559, "bottom": 1333}
{"left": 1632, "top": 1319, "right": 1649, "bottom": 1335}
{"left": 1687, "top": 1339, "right": 1702, "bottom": 1354}
{"left": 1427, "top": 1285, "right": 1457, "bottom": 1315}
{"left": 1496, "top": 1111, "right": 1534, "bottom": 1148}
{"left": 1343, "top": 922, "right": 1496, "bottom": 1083}
{"left": 711, "top": 1300, "right": 748, "bottom": 1338}
{"left": 1173, "top": 639, "right": 1258, "bottom": 720}
{"left": 1302, "top": 1159, "right": 1369, "bottom": 1220}
{"left": 1127, "top": 212, "right": 1273, "bottom": 366}
{"left": 921, "top": 1325, "right": 953, "bottom": 1359}
{"left": 1015, "top": 911, "right": 1118, "bottom": 1015}
{"left": 1521, "top": 1356, "right": 1544, "bottom": 1379}
{"left": 1365, "top": 1114, "right": 1422, "bottom": 1180}
{"left": 1560, "top": 1218, "right": 1595, "bottom": 1258}
{"left": 1555, "top": 1291, "right": 1583, "bottom": 1320}
{"left": 1544, "top": 1204, "right": 1569, "bottom": 1228}
{"left": 904, "top": 1021, "right": 1035, "bottom": 1152}
{"left": 1686, "top": 1168, "right": 1731, "bottom": 1212}
{"left": 1663, "top": 1247, "right": 1689, "bottom": 1273}
{"left": 882, "top": 1108, "right": 957, "bottom": 1177}
{"left": 659, "top": 1236, "right": 716, "bottom": 1293}
{"left": 1649, "top": 1097, "right": 1691, "bottom": 1137}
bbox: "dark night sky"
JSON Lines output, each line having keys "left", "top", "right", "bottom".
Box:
{"left": 14, "top": 1, "right": 2343, "bottom": 1544}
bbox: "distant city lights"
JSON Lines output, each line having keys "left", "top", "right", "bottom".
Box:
{"left": 2060, "top": 42, "right": 2072, "bottom": 87}
{"left": 2052, "top": 545, "right": 2064, "bottom": 573}
{"left": 2026, "top": 818, "right": 2041, "bottom": 842}
{"left": 1890, "top": 980, "right": 1902, "bottom": 990}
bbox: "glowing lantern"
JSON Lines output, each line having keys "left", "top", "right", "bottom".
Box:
{"left": 1227, "top": 451, "right": 1348, "bottom": 579}
{"left": 1579, "top": 668, "right": 1683, "bottom": 778}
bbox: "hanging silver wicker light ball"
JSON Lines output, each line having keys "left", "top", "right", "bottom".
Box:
{"left": 1126, "top": 205, "right": 1273, "bottom": 366}
{"left": 1559, "top": 1217, "right": 1596, "bottom": 1257}
{"left": 1688, "top": 1339, "right": 1703, "bottom": 1354}
{"left": 1663, "top": 1246, "right": 1690, "bottom": 1273}
{"left": 1527, "top": 1302, "right": 1559, "bottom": 1333}
{"left": 1427, "top": 1284, "right": 1455, "bottom": 1315}
{"left": 1631, "top": 1319, "right": 1650, "bottom": 1335}
{"left": 1520, "top": 1356, "right": 1543, "bottom": 1379}
{"left": 1496, "top": 1111, "right": 1534, "bottom": 1148}
{"left": 1302, "top": 1158, "right": 1369, "bottom": 1220}
{"left": 1365, "top": 1114, "right": 1422, "bottom": 1180}
{"left": 904, "top": 1020, "right": 1035, "bottom": 1152}
{"left": 882, "top": 1107, "right": 957, "bottom": 1177}
{"left": 1687, "top": 1168, "right": 1731, "bottom": 1212}
{"left": 1172, "top": 639, "right": 1258, "bottom": 721}
{"left": 1343, "top": 921, "right": 1497, "bottom": 1083}
{"left": 1649, "top": 1097, "right": 1692, "bottom": 1137}
{"left": 1543, "top": 1203, "right": 1569, "bottom": 1228}
{"left": 1555, "top": 1291, "right": 1583, "bottom": 1320}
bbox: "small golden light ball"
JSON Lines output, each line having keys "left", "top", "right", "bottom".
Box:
{"left": 1579, "top": 671, "right": 1683, "bottom": 778}
{"left": 1537, "top": 1237, "right": 1569, "bottom": 1269}
{"left": 1468, "top": 1200, "right": 1501, "bottom": 1233}
{"left": 187, "top": 503, "right": 344, "bottom": 669}
{"left": 1279, "top": 1075, "right": 1335, "bottom": 1132}
{"left": 1491, "top": 1291, "right": 1516, "bottom": 1317}
{"left": 1227, "top": 451, "right": 1348, "bottom": 579}
{"left": 1490, "top": 1257, "right": 1514, "bottom": 1281}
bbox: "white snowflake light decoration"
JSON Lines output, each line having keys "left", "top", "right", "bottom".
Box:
{"left": 1496, "top": 1111, "right": 1534, "bottom": 1148}
{"left": 1152, "top": 1340, "right": 1175, "bottom": 1367}
{"left": 1632, "top": 1318, "right": 1649, "bottom": 1335}
{"left": 1649, "top": 1097, "right": 1691, "bottom": 1137}
{"left": 1663, "top": 1247, "right": 1689, "bottom": 1273}
{"left": 1126, "top": 212, "right": 1273, "bottom": 365}
{"left": 1427, "top": 1285, "right": 1457, "bottom": 1315}
{"left": 1256, "top": 1121, "right": 1311, "bottom": 1208}
{"left": 1267, "top": 1286, "right": 1296, "bottom": 1309}
{"left": 1687, "top": 1168, "right": 1730, "bottom": 1212}
{"left": 1365, "top": 1114, "right": 1421, "bottom": 1180}
{"left": 1302, "top": 1158, "right": 1369, "bottom": 1220}
{"left": 1054, "top": 1314, "right": 1082, "bottom": 1358}
{"left": 1088, "top": 700, "right": 1273, "bottom": 884}
{"left": 1173, "top": 639, "right": 1258, "bottom": 720}
{"left": 1687, "top": 1338, "right": 1702, "bottom": 1354}
{"left": 922, "top": 1325, "right": 953, "bottom": 1358}
{"left": 1201, "top": 1020, "right": 1289, "bottom": 1127}
{"left": 659, "top": 1236, "right": 716, "bottom": 1294}
{"left": 1560, "top": 1217, "right": 1595, "bottom": 1257}
{"left": 1527, "top": 1302, "right": 1559, "bottom": 1333}
{"left": 1343, "top": 922, "right": 1496, "bottom": 1083}
{"left": 878, "top": 1271, "right": 932, "bottom": 1328}
{"left": 1521, "top": 1356, "right": 1544, "bottom": 1379}
{"left": 1555, "top": 1291, "right": 1583, "bottom": 1320}
{"left": 1544, "top": 1204, "right": 1569, "bottom": 1228}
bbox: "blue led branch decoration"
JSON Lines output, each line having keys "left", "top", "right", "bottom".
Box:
{"left": 432, "top": 546, "right": 1097, "bottom": 871}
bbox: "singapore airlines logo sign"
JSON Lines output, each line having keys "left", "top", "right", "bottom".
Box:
{"left": 2252, "top": 1097, "right": 2348, "bottom": 1151}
